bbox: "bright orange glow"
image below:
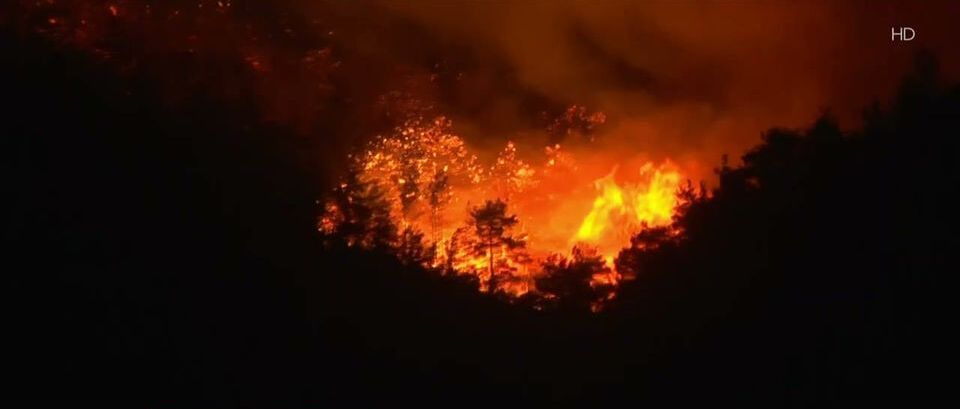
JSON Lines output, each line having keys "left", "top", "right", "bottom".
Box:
{"left": 321, "top": 115, "right": 688, "bottom": 299}
{"left": 568, "top": 162, "right": 681, "bottom": 288}
{"left": 575, "top": 162, "right": 681, "bottom": 251}
{"left": 575, "top": 170, "right": 626, "bottom": 242}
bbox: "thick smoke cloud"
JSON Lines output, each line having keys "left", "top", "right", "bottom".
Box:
{"left": 13, "top": 1, "right": 956, "bottom": 181}
{"left": 312, "top": 1, "right": 960, "bottom": 179}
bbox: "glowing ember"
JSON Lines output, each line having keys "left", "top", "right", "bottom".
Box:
{"left": 320, "top": 114, "right": 688, "bottom": 301}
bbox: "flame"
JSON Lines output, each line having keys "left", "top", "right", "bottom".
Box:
{"left": 569, "top": 162, "right": 681, "bottom": 288}
{"left": 320, "top": 114, "right": 687, "bottom": 300}
{"left": 575, "top": 170, "right": 626, "bottom": 242}
{"left": 575, "top": 163, "right": 681, "bottom": 244}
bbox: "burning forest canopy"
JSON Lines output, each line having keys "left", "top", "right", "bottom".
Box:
{"left": 317, "top": 114, "right": 692, "bottom": 304}
{"left": 7, "top": 1, "right": 960, "bottom": 308}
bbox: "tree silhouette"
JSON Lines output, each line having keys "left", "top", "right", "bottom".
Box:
{"left": 614, "top": 225, "right": 678, "bottom": 282}
{"left": 607, "top": 51, "right": 958, "bottom": 406}
{"left": 319, "top": 168, "right": 397, "bottom": 251}
{"left": 462, "top": 199, "right": 529, "bottom": 292}
{"left": 545, "top": 104, "right": 607, "bottom": 143}
{"left": 537, "top": 245, "right": 612, "bottom": 311}
{"left": 397, "top": 226, "right": 434, "bottom": 267}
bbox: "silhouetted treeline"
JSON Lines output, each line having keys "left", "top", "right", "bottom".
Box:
{"left": 8, "top": 21, "right": 956, "bottom": 408}
{"left": 610, "top": 51, "right": 957, "bottom": 405}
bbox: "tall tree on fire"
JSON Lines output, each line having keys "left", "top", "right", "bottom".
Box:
{"left": 450, "top": 200, "right": 530, "bottom": 292}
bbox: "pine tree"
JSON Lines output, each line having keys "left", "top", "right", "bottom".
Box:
{"left": 462, "top": 200, "right": 529, "bottom": 292}
{"left": 318, "top": 168, "right": 398, "bottom": 250}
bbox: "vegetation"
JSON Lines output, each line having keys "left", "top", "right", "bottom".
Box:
{"left": 537, "top": 245, "right": 613, "bottom": 312}
{"left": 8, "top": 14, "right": 955, "bottom": 407}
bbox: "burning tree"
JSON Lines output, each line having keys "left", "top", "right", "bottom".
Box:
{"left": 546, "top": 104, "right": 607, "bottom": 143}
{"left": 488, "top": 141, "right": 536, "bottom": 203}
{"left": 543, "top": 143, "right": 577, "bottom": 175}
{"left": 573, "top": 162, "right": 683, "bottom": 259}
{"left": 448, "top": 200, "right": 531, "bottom": 293}
{"left": 357, "top": 117, "right": 481, "bottom": 243}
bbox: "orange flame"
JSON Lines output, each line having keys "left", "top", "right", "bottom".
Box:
{"left": 573, "top": 162, "right": 681, "bottom": 262}
{"left": 321, "top": 115, "right": 687, "bottom": 299}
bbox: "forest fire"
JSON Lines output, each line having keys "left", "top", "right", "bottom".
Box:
{"left": 574, "top": 163, "right": 681, "bottom": 253}
{"left": 10, "top": 0, "right": 707, "bottom": 307}
{"left": 319, "top": 115, "right": 687, "bottom": 302}
{"left": 8, "top": 0, "right": 957, "bottom": 405}
{"left": 9, "top": 0, "right": 958, "bottom": 405}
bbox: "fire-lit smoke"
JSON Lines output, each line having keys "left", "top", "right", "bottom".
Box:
{"left": 12, "top": 1, "right": 960, "bottom": 180}
{"left": 11, "top": 1, "right": 960, "bottom": 302}
{"left": 362, "top": 1, "right": 960, "bottom": 162}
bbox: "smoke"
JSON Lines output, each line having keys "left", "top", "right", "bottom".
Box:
{"left": 306, "top": 0, "right": 960, "bottom": 180}
{"left": 11, "top": 1, "right": 958, "bottom": 182}
{"left": 13, "top": 0, "right": 958, "bottom": 265}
